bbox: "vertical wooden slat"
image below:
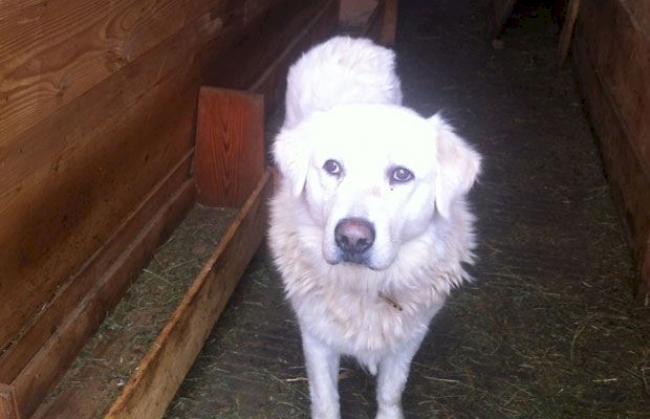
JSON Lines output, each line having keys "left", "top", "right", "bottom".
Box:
{"left": 194, "top": 88, "right": 265, "bottom": 208}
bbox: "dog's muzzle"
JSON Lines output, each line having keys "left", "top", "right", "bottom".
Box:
{"left": 334, "top": 218, "right": 375, "bottom": 264}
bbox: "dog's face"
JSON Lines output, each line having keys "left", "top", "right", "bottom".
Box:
{"left": 274, "top": 105, "right": 480, "bottom": 271}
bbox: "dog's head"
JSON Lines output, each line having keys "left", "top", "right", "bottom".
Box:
{"left": 273, "top": 104, "right": 481, "bottom": 271}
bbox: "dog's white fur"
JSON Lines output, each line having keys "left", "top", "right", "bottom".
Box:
{"left": 269, "top": 36, "right": 481, "bottom": 419}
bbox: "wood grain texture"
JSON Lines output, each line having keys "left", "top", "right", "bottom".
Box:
{"left": 578, "top": 0, "right": 650, "bottom": 179}
{"left": 573, "top": 20, "right": 650, "bottom": 297}
{"left": 106, "top": 171, "right": 271, "bottom": 419}
{"left": 0, "top": 384, "right": 21, "bottom": 419}
{"left": 11, "top": 178, "right": 195, "bottom": 419}
{"left": 195, "top": 88, "right": 265, "bottom": 207}
{"left": 0, "top": 151, "right": 192, "bottom": 383}
{"left": 0, "top": 0, "right": 295, "bottom": 353}
{"left": 0, "top": 1, "right": 335, "bottom": 416}
{"left": 0, "top": 0, "right": 230, "bottom": 142}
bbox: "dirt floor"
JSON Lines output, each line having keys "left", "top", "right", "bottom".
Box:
{"left": 165, "top": 0, "right": 650, "bottom": 418}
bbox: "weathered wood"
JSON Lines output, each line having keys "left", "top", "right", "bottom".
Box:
{"left": 578, "top": 0, "right": 650, "bottom": 179}
{"left": 0, "top": 1, "right": 337, "bottom": 416}
{"left": 558, "top": 0, "right": 580, "bottom": 66}
{"left": 573, "top": 20, "right": 650, "bottom": 298}
{"left": 195, "top": 88, "right": 265, "bottom": 208}
{"left": 0, "top": 0, "right": 314, "bottom": 355}
{"left": 11, "top": 178, "right": 195, "bottom": 419}
{"left": 0, "top": 384, "right": 20, "bottom": 419}
{"left": 0, "top": 150, "right": 193, "bottom": 383}
{"left": 0, "top": 0, "right": 238, "bottom": 143}
{"left": 0, "top": 0, "right": 227, "bottom": 351}
{"left": 106, "top": 170, "right": 272, "bottom": 419}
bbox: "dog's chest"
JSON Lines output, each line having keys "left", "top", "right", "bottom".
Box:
{"left": 295, "top": 287, "right": 439, "bottom": 355}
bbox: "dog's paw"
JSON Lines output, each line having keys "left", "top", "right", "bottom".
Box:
{"left": 375, "top": 404, "right": 405, "bottom": 419}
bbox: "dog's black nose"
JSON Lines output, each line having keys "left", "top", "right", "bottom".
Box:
{"left": 335, "top": 218, "right": 375, "bottom": 255}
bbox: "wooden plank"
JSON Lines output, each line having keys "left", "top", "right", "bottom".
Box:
{"left": 105, "top": 170, "right": 272, "bottom": 419}
{"left": 558, "top": 0, "right": 580, "bottom": 66}
{"left": 11, "top": 176, "right": 195, "bottom": 419}
{"left": 573, "top": 25, "right": 650, "bottom": 298}
{"left": 0, "top": 0, "right": 233, "bottom": 351}
{"left": 579, "top": 0, "right": 650, "bottom": 179}
{"left": 0, "top": 61, "right": 199, "bottom": 352}
{"left": 195, "top": 88, "right": 265, "bottom": 208}
{"left": 0, "top": 0, "right": 235, "bottom": 142}
{"left": 0, "top": 384, "right": 20, "bottom": 419}
{"left": 0, "top": 149, "right": 192, "bottom": 383}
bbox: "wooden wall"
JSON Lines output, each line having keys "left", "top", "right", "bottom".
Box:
{"left": 572, "top": 0, "right": 650, "bottom": 298}
{"left": 0, "top": 0, "right": 330, "bottom": 364}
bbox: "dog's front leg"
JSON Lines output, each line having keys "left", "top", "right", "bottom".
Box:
{"left": 301, "top": 330, "right": 341, "bottom": 419}
{"left": 375, "top": 338, "right": 422, "bottom": 419}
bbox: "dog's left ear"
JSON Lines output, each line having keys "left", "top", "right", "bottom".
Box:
{"left": 429, "top": 114, "right": 481, "bottom": 218}
{"left": 273, "top": 126, "right": 310, "bottom": 197}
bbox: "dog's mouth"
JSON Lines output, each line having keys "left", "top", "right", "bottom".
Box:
{"left": 325, "top": 252, "right": 385, "bottom": 271}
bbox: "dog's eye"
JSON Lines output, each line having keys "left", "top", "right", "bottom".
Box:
{"left": 323, "top": 159, "right": 343, "bottom": 176}
{"left": 389, "top": 166, "right": 414, "bottom": 184}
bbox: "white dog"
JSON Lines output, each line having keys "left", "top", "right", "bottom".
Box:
{"left": 269, "top": 36, "right": 481, "bottom": 419}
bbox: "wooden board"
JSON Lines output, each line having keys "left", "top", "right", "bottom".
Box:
{"left": 106, "top": 170, "right": 272, "bottom": 419}
{"left": 11, "top": 174, "right": 195, "bottom": 419}
{"left": 0, "top": 1, "right": 338, "bottom": 417}
{"left": 578, "top": 0, "right": 650, "bottom": 179}
{"left": 195, "top": 89, "right": 265, "bottom": 208}
{"left": 573, "top": 17, "right": 650, "bottom": 297}
{"left": 0, "top": 0, "right": 327, "bottom": 363}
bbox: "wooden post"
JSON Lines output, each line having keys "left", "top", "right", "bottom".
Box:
{"left": 0, "top": 384, "right": 20, "bottom": 419}
{"left": 194, "top": 88, "right": 265, "bottom": 208}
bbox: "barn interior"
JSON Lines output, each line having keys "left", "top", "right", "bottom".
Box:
{"left": 0, "top": 0, "right": 648, "bottom": 418}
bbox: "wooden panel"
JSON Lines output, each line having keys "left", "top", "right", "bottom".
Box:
{"left": 0, "top": 384, "right": 20, "bottom": 419}
{"left": 0, "top": 0, "right": 302, "bottom": 352}
{"left": 0, "top": 0, "right": 233, "bottom": 142}
{"left": 579, "top": 0, "right": 650, "bottom": 178}
{"left": 0, "top": 1, "right": 337, "bottom": 416}
{"left": 0, "top": 151, "right": 192, "bottom": 383}
{"left": 195, "top": 88, "right": 265, "bottom": 207}
{"left": 573, "top": 24, "right": 650, "bottom": 297}
{"left": 106, "top": 171, "right": 272, "bottom": 419}
{"left": 11, "top": 180, "right": 195, "bottom": 419}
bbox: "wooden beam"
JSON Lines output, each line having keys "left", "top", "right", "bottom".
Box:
{"left": 106, "top": 170, "right": 272, "bottom": 419}
{"left": 195, "top": 88, "right": 265, "bottom": 208}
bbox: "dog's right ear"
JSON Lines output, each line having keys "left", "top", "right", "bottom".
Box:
{"left": 272, "top": 127, "right": 310, "bottom": 197}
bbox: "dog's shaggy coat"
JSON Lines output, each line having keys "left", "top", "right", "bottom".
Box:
{"left": 269, "top": 36, "right": 481, "bottom": 419}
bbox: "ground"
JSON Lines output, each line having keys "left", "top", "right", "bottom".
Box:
{"left": 165, "top": 0, "right": 650, "bottom": 418}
